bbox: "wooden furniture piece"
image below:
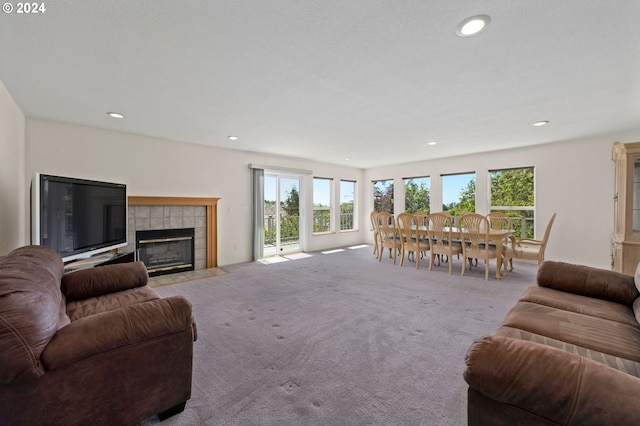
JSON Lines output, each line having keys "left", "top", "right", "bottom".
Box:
{"left": 397, "top": 212, "right": 429, "bottom": 268}
{"left": 128, "top": 196, "right": 220, "bottom": 268}
{"left": 460, "top": 213, "right": 499, "bottom": 280}
{"left": 376, "top": 212, "right": 400, "bottom": 264}
{"left": 612, "top": 141, "right": 640, "bottom": 275}
{"left": 486, "top": 212, "right": 512, "bottom": 231}
{"left": 427, "top": 212, "right": 463, "bottom": 275}
{"left": 414, "top": 212, "right": 430, "bottom": 267}
{"left": 370, "top": 211, "right": 380, "bottom": 256}
{"left": 504, "top": 213, "right": 556, "bottom": 271}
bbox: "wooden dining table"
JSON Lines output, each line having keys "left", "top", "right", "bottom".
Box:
{"left": 412, "top": 226, "right": 514, "bottom": 280}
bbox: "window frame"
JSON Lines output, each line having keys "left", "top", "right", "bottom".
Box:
{"left": 312, "top": 177, "right": 334, "bottom": 234}
{"left": 339, "top": 179, "right": 357, "bottom": 232}
{"left": 488, "top": 166, "right": 535, "bottom": 239}
{"left": 372, "top": 179, "right": 394, "bottom": 214}
{"left": 403, "top": 175, "right": 431, "bottom": 214}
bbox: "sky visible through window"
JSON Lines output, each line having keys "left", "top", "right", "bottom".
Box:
{"left": 264, "top": 176, "right": 299, "bottom": 203}
{"left": 313, "top": 179, "right": 331, "bottom": 206}
{"left": 267, "top": 175, "right": 472, "bottom": 208}
{"left": 442, "top": 173, "right": 474, "bottom": 205}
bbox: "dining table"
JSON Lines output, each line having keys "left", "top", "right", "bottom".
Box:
{"left": 412, "top": 226, "right": 514, "bottom": 280}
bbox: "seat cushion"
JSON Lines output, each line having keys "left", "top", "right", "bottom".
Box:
{"left": 500, "top": 301, "right": 640, "bottom": 362}
{"left": 66, "top": 286, "right": 160, "bottom": 322}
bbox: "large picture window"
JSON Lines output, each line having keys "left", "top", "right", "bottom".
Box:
{"left": 373, "top": 179, "right": 394, "bottom": 213}
{"left": 403, "top": 176, "right": 430, "bottom": 213}
{"left": 313, "top": 177, "right": 332, "bottom": 233}
{"left": 489, "top": 167, "right": 534, "bottom": 238}
{"left": 442, "top": 172, "right": 475, "bottom": 215}
{"left": 340, "top": 180, "right": 356, "bottom": 231}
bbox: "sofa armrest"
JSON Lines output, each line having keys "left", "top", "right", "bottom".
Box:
{"left": 464, "top": 335, "right": 640, "bottom": 425}
{"left": 61, "top": 261, "right": 149, "bottom": 302}
{"left": 537, "top": 260, "right": 639, "bottom": 306}
{"left": 41, "top": 296, "right": 194, "bottom": 370}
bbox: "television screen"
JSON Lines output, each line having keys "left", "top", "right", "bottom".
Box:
{"left": 32, "top": 174, "right": 127, "bottom": 262}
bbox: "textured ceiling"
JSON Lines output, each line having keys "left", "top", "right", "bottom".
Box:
{"left": 1, "top": 1, "right": 639, "bottom": 168}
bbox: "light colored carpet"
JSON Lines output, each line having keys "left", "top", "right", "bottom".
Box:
{"left": 146, "top": 246, "right": 537, "bottom": 425}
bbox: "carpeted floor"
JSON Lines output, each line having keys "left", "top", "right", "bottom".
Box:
{"left": 144, "top": 246, "right": 537, "bottom": 425}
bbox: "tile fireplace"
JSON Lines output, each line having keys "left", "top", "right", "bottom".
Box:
{"left": 121, "top": 196, "right": 220, "bottom": 271}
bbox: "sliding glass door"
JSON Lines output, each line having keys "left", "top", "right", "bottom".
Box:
{"left": 264, "top": 174, "right": 301, "bottom": 257}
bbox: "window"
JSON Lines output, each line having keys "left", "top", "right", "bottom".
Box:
{"left": 490, "top": 167, "right": 534, "bottom": 239}
{"left": 340, "top": 180, "right": 356, "bottom": 231}
{"left": 313, "top": 177, "right": 332, "bottom": 233}
{"left": 442, "top": 172, "right": 475, "bottom": 215}
{"left": 404, "top": 176, "right": 430, "bottom": 213}
{"left": 373, "top": 179, "right": 394, "bottom": 213}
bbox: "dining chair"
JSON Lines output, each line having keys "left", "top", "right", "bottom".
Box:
{"left": 505, "top": 213, "right": 556, "bottom": 270}
{"left": 413, "top": 212, "right": 430, "bottom": 266}
{"left": 486, "top": 212, "right": 512, "bottom": 231}
{"left": 427, "top": 212, "right": 462, "bottom": 274}
{"left": 487, "top": 212, "right": 512, "bottom": 274}
{"left": 459, "top": 213, "right": 499, "bottom": 280}
{"left": 397, "top": 212, "right": 429, "bottom": 268}
{"left": 376, "top": 211, "right": 400, "bottom": 264}
{"left": 370, "top": 211, "right": 380, "bottom": 256}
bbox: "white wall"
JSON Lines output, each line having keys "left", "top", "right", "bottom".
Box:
{"left": 25, "top": 118, "right": 364, "bottom": 265}
{"left": 364, "top": 132, "right": 640, "bottom": 270}
{"left": 0, "top": 81, "right": 26, "bottom": 255}
{"left": 18, "top": 116, "right": 640, "bottom": 269}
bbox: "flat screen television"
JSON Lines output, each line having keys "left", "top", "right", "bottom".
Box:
{"left": 31, "top": 173, "right": 127, "bottom": 263}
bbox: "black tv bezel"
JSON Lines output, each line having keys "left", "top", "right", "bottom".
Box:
{"left": 31, "top": 173, "right": 128, "bottom": 263}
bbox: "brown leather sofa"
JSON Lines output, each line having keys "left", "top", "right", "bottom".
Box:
{"left": 0, "top": 245, "right": 196, "bottom": 426}
{"left": 464, "top": 260, "right": 640, "bottom": 425}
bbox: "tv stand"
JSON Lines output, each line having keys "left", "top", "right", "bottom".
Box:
{"left": 64, "top": 251, "right": 136, "bottom": 273}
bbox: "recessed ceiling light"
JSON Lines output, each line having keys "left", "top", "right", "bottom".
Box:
{"left": 532, "top": 120, "right": 549, "bottom": 127}
{"left": 344, "top": 157, "right": 351, "bottom": 161}
{"left": 427, "top": 141, "right": 438, "bottom": 146}
{"left": 107, "top": 112, "right": 125, "bottom": 119}
{"left": 455, "top": 15, "right": 491, "bottom": 37}
{"left": 227, "top": 135, "right": 239, "bottom": 141}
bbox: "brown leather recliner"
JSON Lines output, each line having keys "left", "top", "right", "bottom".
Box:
{"left": 0, "top": 245, "right": 196, "bottom": 425}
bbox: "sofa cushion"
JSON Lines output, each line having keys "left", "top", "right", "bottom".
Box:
{"left": 0, "top": 245, "right": 68, "bottom": 384}
{"left": 66, "top": 286, "right": 160, "bottom": 322}
{"left": 501, "top": 301, "right": 640, "bottom": 362}
{"left": 520, "top": 286, "right": 639, "bottom": 328}
{"left": 496, "top": 326, "right": 640, "bottom": 377}
{"left": 538, "top": 261, "right": 639, "bottom": 306}
{"left": 61, "top": 261, "right": 149, "bottom": 302}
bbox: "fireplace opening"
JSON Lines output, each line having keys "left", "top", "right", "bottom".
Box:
{"left": 136, "top": 228, "right": 195, "bottom": 277}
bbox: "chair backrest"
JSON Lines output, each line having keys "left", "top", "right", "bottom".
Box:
{"left": 370, "top": 211, "right": 379, "bottom": 231}
{"left": 460, "top": 212, "right": 490, "bottom": 251}
{"left": 428, "top": 212, "right": 454, "bottom": 249}
{"left": 396, "top": 212, "right": 414, "bottom": 239}
{"left": 486, "top": 212, "right": 511, "bottom": 230}
{"left": 376, "top": 212, "right": 396, "bottom": 242}
{"left": 540, "top": 213, "right": 557, "bottom": 245}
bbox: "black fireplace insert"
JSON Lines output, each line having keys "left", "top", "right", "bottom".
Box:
{"left": 136, "top": 228, "right": 195, "bottom": 277}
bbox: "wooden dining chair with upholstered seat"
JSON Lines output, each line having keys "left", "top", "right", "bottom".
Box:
{"left": 397, "top": 212, "right": 430, "bottom": 268}
{"left": 370, "top": 211, "right": 380, "bottom": 256}
{"left": 460, "top": 213, "right": 499, "bottom": 280}
{"left": 427, "top": 212, "right": 462, "bottom": 274}
{"left": 413, "top": 212, "right": 430, "bottom": 266}
{"left": 505, "top": 213, "right": 556, "bottom": 270}
{"left": 376, "top": 212, "right": 400, "bottom": 264}
{"left": 486, "top": 212, "right": 512, "bottom": 232}
{"left": 487, "top": 212, "right": 512, "bottom": 275}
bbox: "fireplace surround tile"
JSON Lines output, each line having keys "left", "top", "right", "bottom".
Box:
{"left": 124, "top": 204, "right": 209, "bottom": 271}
